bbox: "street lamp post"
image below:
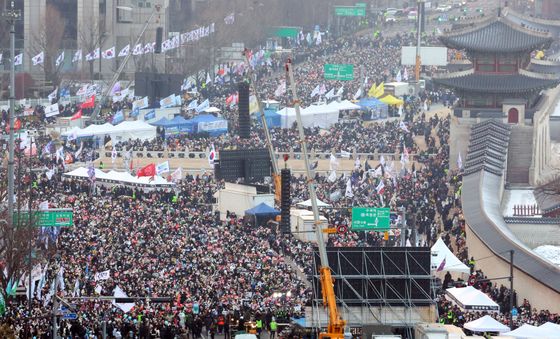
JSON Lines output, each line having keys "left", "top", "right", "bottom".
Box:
{"left": 2, "top": 0, "right": 22, "bottom": 228}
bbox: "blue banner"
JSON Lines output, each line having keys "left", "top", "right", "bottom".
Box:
{"left": 112, "top": 110, "right": 124, "bottom": 125}
{"left": 131, "top": 107, "right": 140, "bottom": 118}
{"left": 144, "top": 109, "right": 156, "bottom": 121}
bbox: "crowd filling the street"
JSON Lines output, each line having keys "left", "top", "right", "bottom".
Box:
{"left": 1, "top": 5, "right": 560, "bottom": 339}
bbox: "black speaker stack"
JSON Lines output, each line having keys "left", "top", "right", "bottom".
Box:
{"left": 155, "top": 27, "right": 163, "bottom": 54}
{"left": 280, "top": 168, "right": 291, "bottom": 233}
{"left": 238, "top": 82, "right": 251, "bottom": 139}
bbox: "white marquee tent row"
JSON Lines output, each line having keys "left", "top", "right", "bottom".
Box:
{"left": 64, "top": 167, "right": 173, "bottom": 187}
{"left": 430, "top": 238, "right": 471, "bottom": 274}
{"left": 275, "top": 100, "right": 361, "bottom": 129}
{"left": 446, "top": 286, "right": 500, "bottom": 312}
{"left": 61, "top": 121, "right": 157, "bottom": 142}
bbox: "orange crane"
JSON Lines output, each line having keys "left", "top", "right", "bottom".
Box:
{"left": 284, "top": 59, "right": 346, "bottom": 338}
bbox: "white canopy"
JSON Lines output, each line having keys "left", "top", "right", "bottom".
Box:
{"left": 446, "top": 286, "right": 500, "bottom": 312}
{"left": 62, "top": 121, "right": 156, "bottom": 141}
{"left": 296, "top": 199, "right": 332, "bottom": 208}
{"left": 327, "top": 100, "right": 361, "bottom": 111}
{"left": 431, "top": 238, "right": 471, "bottom": 274}
{"left": 464, "top": 315, "right": 510, "bottom": 333}
{"left": 64, "top": 167, "right": 173, "bottom": 186}
{"left": 539, "top": 322, "right": 560, "bottom": 333}
{"left": 502, "top": 324, "right": 560, "bottom": 338}
{"left": 277, "top": 105, "right": 339, "bottom": 129}
{"left": 204, "top": 107, "right": 221, "bottom": 113}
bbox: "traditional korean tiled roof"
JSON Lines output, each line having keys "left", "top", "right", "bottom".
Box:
{"left": 440, "top": 18, "right": 553, "bottom": 53}
{"left": 433, "top": 70, "right": 559, "bottom": 94}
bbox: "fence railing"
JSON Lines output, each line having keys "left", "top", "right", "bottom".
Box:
{"left": 512, "top": 204, "right": 541, "bottom": 217}
{"left": 100, "top": 150, "right": 436, "bottom": 162}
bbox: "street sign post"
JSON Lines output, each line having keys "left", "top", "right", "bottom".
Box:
{"left": 324, "top": 64, "right": 354, "bottom": 81}
{"left": 351, "top": 207, "right": 391, "bottom": 231}
{"left": 13, "top": 209, "right": 74, "bottom": 227}
{"left": 334, "top": 6, "right": 366, "bottom": 17}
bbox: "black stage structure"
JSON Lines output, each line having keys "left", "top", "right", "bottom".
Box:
{"left": 310, "top": 247, "right": 436, "bottom": 338}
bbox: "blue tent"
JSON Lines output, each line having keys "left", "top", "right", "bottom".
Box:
{"left": 245, "top": 202, "right": 280, "bottom": 216}
{"left": 150, "top": 117, "right": 171, "bottom": 127}
{"left": 358, "top": 97, "right": 387, "bottom": 109}
{"left": 185, "top": 114, "right": 228, "bottom": 136}
{"left": 254, "top": 109, "right": 281, "bottom": 128}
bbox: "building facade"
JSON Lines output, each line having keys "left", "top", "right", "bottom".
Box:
{"left": 535, "top": 0, "right": 560, "bottom": 20}
{"left": 21, "top": 0, "right": 169, "bottom": 81}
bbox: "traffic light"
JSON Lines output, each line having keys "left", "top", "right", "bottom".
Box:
{"left": 280, "top": 168, "right": 291, "bottom": 234}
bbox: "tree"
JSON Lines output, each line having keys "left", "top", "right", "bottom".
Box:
{"left": 29, "top": 4, "right": 66, "bottom": 89}
{"left": 78, "top": 16, "right": 105, "bottom": 80}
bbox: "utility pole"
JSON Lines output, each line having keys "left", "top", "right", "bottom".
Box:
{"left": 3, "top": 0, "right": 21, "bottom": 228}
{"left": 400, "top": 207, "right": 407, "bottom": 247}
{"left": 509, "top": 250, "right": 514, "bottom": 329}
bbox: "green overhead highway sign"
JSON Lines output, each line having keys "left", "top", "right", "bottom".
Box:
{"left": 355, "top": 3, "right": 367, "bottom": 8}
{"left": 13, "top": 209, "right": 74, "bottom": 227}
{"left": 334, "top": 6, "right": 366, "bottom": 17}
{"left": 324, "top": 64, "right": 354, "bottom": 81}
{"left": 351, "top": 207, "right": 391, "bottom": 231}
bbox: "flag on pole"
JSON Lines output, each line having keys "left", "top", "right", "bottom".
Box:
{"left": 196, "top": 99, "right": 210, "bottom": 113}
{"left": 32, "top": 51, "right": 44, "bottom": 66}
{"left": 13, "top": 53, "right": 22, "bottom": 66}
{"left": 336, "top": 86, "right": 344, "bottom": 97}
{"left": 373, "top": 83, "right": 384, "bottom": 98}
{"left": 376, "top": 180, "right": 385, "bottom": 194}
{"left": 208, "top": 144, "right": 216, "bottom": 166}
{"left": 325, "top": 88, "right": 335, "bottom": 99}
{"left": 156, "top": 161, "right": 170, "bottom": 175}
{"left": 72, "top": 50, "right": 82, "bottom": 62}
{"left": 47, "top": 87, "right": 58, "bottom": 101}
{"left": 400, "top": 147, "right": 410, "bottom": 166}
{"left": 367, "top": 83, "right": 377, "bottom": 97}
{"left": 329, "top": 153, "right": 339, "bottom": 171}
{"left": 171, "top": 167, "right": 183, "bottom": 181}
{"left": 44, "top": 103, "right": 60, "bottom": 118}
{"left": 224, "top": 12, "right": 235, "bottom": 25}
{"left": 132, "top": 43, "right": 144, "bottom": 55}
{"left": 399, "top": 120, "right": 409, "bottom": 133}
{"left": 70, "top": 109, "right": 82, "bottom": 120}
{"left": 457, "top": 153, "right": 463, "bottom": 169}
{"left": 437, "top": 257, "right": 446, "bottom": 272}
{"left": 72, "top": 278, "right": 80, "bottom": 297}
{"left": 187, "top": 99, "right": 198, "bottom": 110}
{"left": 102, "top": 46, "right": 116, "bottom": 59}
{"left": 396, "top": 70, "right": 402, "bottom": 82}
{"left": 274, "top": 82, "right": 286, "bottom": 97}
{"left": 137, "top": 163, "right": 156, "bottom": 178}
{"left": 310, "top": 84, "right": 321, "bottom": 97}
{"left": 353, "top": 87, "right": 362, "bottom": 100}
{"left": 118, "top": 44, "right": 130, "bottom": 57}
{"left": 345, "top": 178, "right": 354, "bottom": 198}
{"left": 55, "top": 51, "right": 65, "bottom": 67}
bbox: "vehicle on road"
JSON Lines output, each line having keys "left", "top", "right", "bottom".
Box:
{"left": 385, "top": 14, "right": 397, "bottom": 23}
{"left": 408, "top": 10, "right": 418, "bottom": 21}
{"left": 436, "top": 5, "right": 452, "bottom": 12}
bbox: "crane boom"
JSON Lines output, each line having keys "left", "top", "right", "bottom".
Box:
{"left": 285, "top": 60, "right": 346, "bottom": 338}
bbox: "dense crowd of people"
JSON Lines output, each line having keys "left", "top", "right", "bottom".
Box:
{"left": 1, "top": 14, "right": 559, "bottom": 339}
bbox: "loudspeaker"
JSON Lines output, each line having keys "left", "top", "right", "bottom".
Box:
{"left": 155, "top": 27, "right": 163, "bottom": 54}
{"left": 280, "top": 168, "right": 291, "bottom": 234}
{"left": 134, "top": 72, "right": 183, "bottom": 101}
{"left": 238, "top": 82, "right": 250, "bottom": 139}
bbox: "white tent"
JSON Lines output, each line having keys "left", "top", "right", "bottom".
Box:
{"left": 204, "top": 107, "right": 221, "bottom": 113}
{"left": 431, "top": 238, "right": 471, "bottom": 274}
{"left": 296, "top": 199, "right": 332, "bottom": 208}
{"left": 539, "top": 322, "right": 560, "bottom": 333}
{"left": 61, "top": 121, "right": 156, "bottom": 142}
{"left": 446, "top": 286, "right": 500, "bottom": 312}
{"left": 301, "top": 104, "right": 339, "bottom": 128}
{"left": 502, "top": 324, "right": 560, "bottom": 338}
{"left": 464, "top": 315, "right": 510, "bottom": 333}
{"left": 327, "top": 100, "right": 361, "bottom": 111}
{"left": 109, "top": 120, "right": 156, "bottom": 142}
{"left": 276, "top": 107, "right": 298, "bottom": 129}
{"left": 64, "top": 167, "right": 173, "bottom": 186}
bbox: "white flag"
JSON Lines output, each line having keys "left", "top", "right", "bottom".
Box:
{"left": 156, "top": 161, "right": 170, "bottom": 175}
{"left": 196, "top": 98, "right": 210, "bottom": 113}
{"left": 171, "top": 167, "right": 183, "bottom": 181}
{"left": 55, "top": 51, "right": 65, "bottom": 67}
{"left": 328, "top": 170, "right": 337, "bottom": 183}
{"left": 353, "top": 87, "right": 362, "bottom": 100}
{"left": 336, "top": 86, "right": 344, "bottom": 97}
{"left": 319, "top": 84, "right": 327, "bottom": 95}
{"left": 274, "top": 82, "right": 286, "bottom": 97}
{"left": 399, "top": 120, "right": 409, "bottom": 133}
{"left": 13, "top": 53, "right": 23, "bottom": 66}
{"left": 113, "top": 285, "right": 134, "bottom": 313}
{"left": 396, "top": 70, "right": 402, "bottom": 82}
{"left": 310, "top": 84, "right": 321, "bottom": 97}
{"left": 457, "top": 153, "right": 463, "bottom": 169}
{"left": 132, "top": 43, "right": 144, "bottom": 56}
{"left": 0, "top": 53, "right": 2, "bottom": 64}
{"left": 325, "top": 88, "right": 335, "bottom": 100}
{"left": 72, "top": 49, "right": 82, "bottom": 62}
{"left": 102, "top": 46, "right": 115, "bottom": 59}
{"left": 118, "top": 44, "right": 130, "bottom": 57}
{"left": 44, "top": 103, "right": 60, "bottom": 117}
{"left": 329, "top": 153, "right": 339, "bottom": 171}
{"left": 345, "top": 178, "right": 354, "bottom": 198}
{"left": 32, "top": 51, "right": 44, "bottom": 66}
{"left": 72, "top": 278, "right": 80, "bottom": 297}
{"left": 94, "top": 270, "right": 111, "bottom": 281}
{"left": 47, "top": 87, "right": 58, "bottom": 101}
{"left": 111, "top": 147, "right": 117, "bottom": 163}
{"left": 187, "top": 99, "right": 198, "bottom": 110}
{"left": 208, "top": 144, "right": 216, "bottom": 166}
